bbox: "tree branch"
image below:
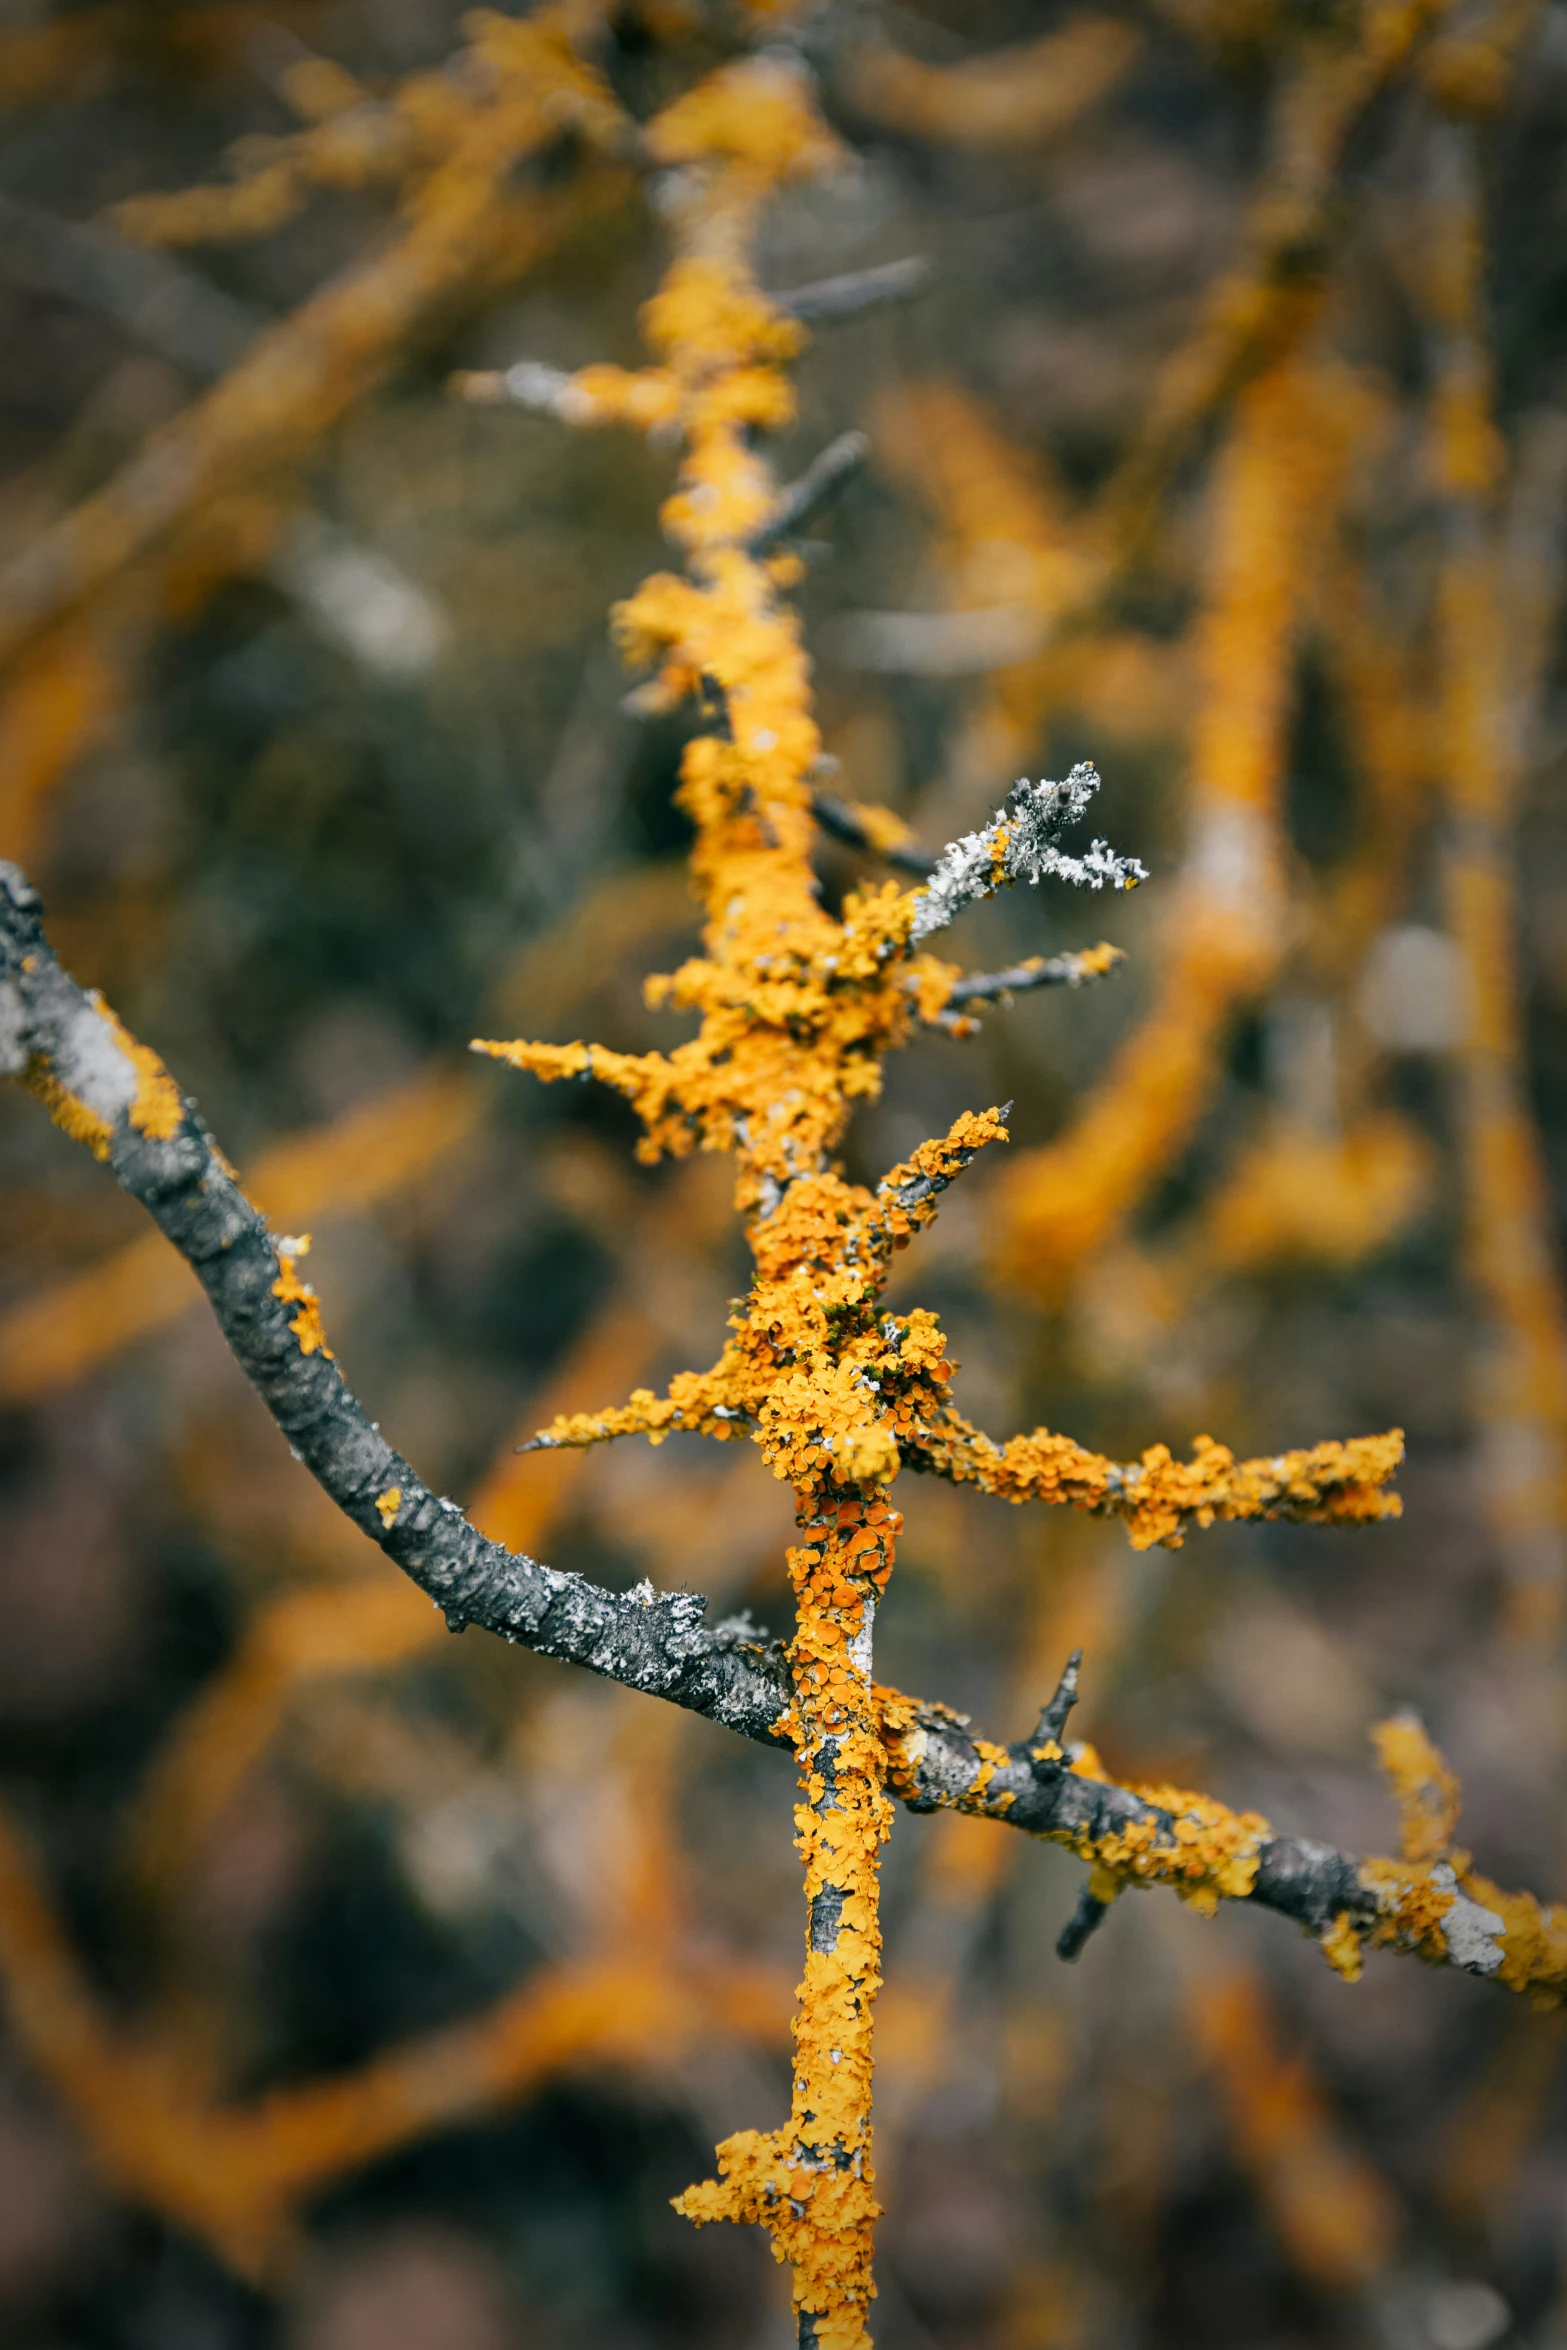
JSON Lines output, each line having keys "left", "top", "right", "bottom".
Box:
{"left": 771, "top": 256, "right": 933, "bottom": 323}
{"left": 809, "top": 788, "right": 936, "bottom": 877}
{"left": 944, "top": 944, "right": 1125, "bottom": 1005}
{"left": 748, "top": 428, "right": 870, "bottom": 555}
{"left": 0, "top": 863, "right": 781, "bottom": 1746}
{"left": 0, "top": 192, "right": 261, "bottom": 377}
{"left": 2, "top": 861, "right": 1561, "bottom": 2003}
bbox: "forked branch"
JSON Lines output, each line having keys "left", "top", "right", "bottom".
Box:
{"left": 2, "top": 863, "right": 1562, "bottom": 2009}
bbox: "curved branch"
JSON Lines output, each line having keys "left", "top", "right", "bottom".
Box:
{"left": 2, "top": 862, "right": 1561, "bottom": 2003}
{"left": 0, "top": 863, "right": 780, "bottom": 1747}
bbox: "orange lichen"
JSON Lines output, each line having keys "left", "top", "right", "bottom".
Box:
{"left": 1467, "top": 1872, "right": 1567, "bottom": 2004}
{"left": 678, "top": 1491, "right": 896, "bottom": 2348}
{"left": 1373, "top": 1712, "right": 1462, "bottom": 1865}
{"left": 1319, "top": 1913, "right": 1364, "bottom": 1983}
{"left": 271, "top": 1236, "right": 333, "bottom": 1361}
{"left": 99, "top": 1000, "right": 185, "bottom": 1141}
{"left": 1351, "top": 1723, "right": 1566, "bottom": 1998}
{"left": 1059, "top": 1777, "right": 1270, "bottom": 1916}
{"left": 22, "top": 1054, "right": 115, "bottom": 1159}
{"left": 374, "top": 1487, "right": 402, "bottom": 1531}
{"left": 463, "top": 55, "right": 1406, "bottom": 2340}
{"left": 20, "top": 990, "right": 184, "bottom": 1162}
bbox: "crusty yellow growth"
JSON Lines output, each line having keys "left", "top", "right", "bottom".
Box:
{"left": 22, "top": 990, "right": 184, "bottom": 1159}
{"left": 1340, "top": 1724, "right": 1567, "bottom": 1997}
{"left": 467, "top": 54, "right": 1403, "bottom": 2347}
{"left": 1055, "top": 1757, "right": 1269, "bottom": 1915}
{"left": 1373, "top": 1712, "right": 1462, "bottom": 1864}
{"left": 1319, "top": 1913, "right": 1364, "bottom": 1982}
{"left": 1062, "top": 942, "right": 1122, "bottom": 983}
{"left": 924, "top": 1422, "right": 1404, "bottom": 1552}
{"left": 99, "top": 1001, "right": 185, "bottom": 1142}
{"left": 23, "top": 1055, "right": 114, "bottom": 1159}
{"left": 677, "top": 1493, "right": 896, "bottom": 2347}
{"left": 375, "top": 1487, "right": 403, "bottom": 1530}
{"left": 884, "top": 1701, "right": 1567, "bottom": 2003}
{"left": 824, "top": 795, "right": 929, "bottom": 865}
{"left": 1467, "top": 1871, "right": 1567, "bottom": 2002}
{"left": 271, "top": 1237, "right": 333, "bottom": 1362}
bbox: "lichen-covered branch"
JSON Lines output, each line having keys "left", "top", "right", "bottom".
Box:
{"left": 11, "top": 25, "right": 1565, "bottom": 2342}
{"left": 943, "top": 944, "right": 1123, "bottom": 1006}
{"left": 907, "top": 764, "right": 1147, "bottom": 941}
{"left": 1, "top": 866, "right": 1561, "bottom": 2022}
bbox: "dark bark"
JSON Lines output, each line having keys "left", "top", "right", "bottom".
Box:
{"left": 750, "top": 430, "right": 870, "bottom": 556}
{"left": 772, "top": 256, "right": 933, "bottom": 323}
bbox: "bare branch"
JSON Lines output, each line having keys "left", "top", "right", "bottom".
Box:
{"left": 1056, "top": 1882, "right": 1112, "bottom": 1961}
{"left": 810, "top": 788, "right": 936, "bottom": 877}
{"left": 749, "top": 428, "right": 869, "bottom": 555}
{"left": 944, "top": 945, "right": 1124, "bottom": 1006}
{"left": 1036, "top": 1648, "right": 1083, "bottom": 1745}
{"left": 771, "top": 256, "right": 933, "bottom": 322}
{"left": 0, "top": 192, "right": 261, "bottom": 377}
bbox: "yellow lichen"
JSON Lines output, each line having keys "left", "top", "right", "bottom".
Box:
{"left": 375, "top": 1487, "right": 403, "bottom": 1530}
{"left": 271, "top": 1236, "right": 334, "bottom": 1361}
{"left": 99, "top": 1001, "right": 185, "bottom": 1142}
{"left": 461, "top": 54, "right": 1403, "bottom": 2347}
{"left": 1319, "top": 1912, "right": 1364, "bottom": 1982}
{"left": 1372, "top": 1712, "right": 1462, "bottom": 1864}
{"left": 22, "top": 1055, "right": 115, "bottom": 1160}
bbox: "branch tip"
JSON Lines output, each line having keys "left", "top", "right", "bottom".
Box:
{"left": 1034, "top": 1648, "right": 1084, "bottom": 1749}
{"left": 1056, "top": 1881, "right": 1112, "bottom": 1962}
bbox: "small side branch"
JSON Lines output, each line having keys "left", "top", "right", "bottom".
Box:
{"left": 772, "top": 256, "right": 933, "bottom": 323}
{"left": 0, "top": 192, "right": 261, "bottom": 377}
{"left": 1036, "top": 1648, "right": 1083, "bottom": 1746}
{"left": 749, "top": 429, "right": 870, "bottom": 556}
{"left": 1056, "top": 1882, "right": 1112, "bottom": 1961}
{"left": 910, "top": 766, "right": 1147, "bottom": 942}
{"left": 811, "top": 788, "right": 936, "bottom": 877}
{"left": 945, "top": 945, "right": 1124, "bottom": 1005}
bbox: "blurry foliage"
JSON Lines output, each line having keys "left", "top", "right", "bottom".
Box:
{"left": 1, "top": 3, "right": 1566, "bottom": 2349}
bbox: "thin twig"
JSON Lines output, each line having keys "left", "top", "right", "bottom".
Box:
{"left": 1056, "top": 1882, "right": 1112, "bottom": 1961}
{"left": 749, "top": 428, "right": 870, "bottom": 555}
{"left": 0, "top": 192, "right": 261, "bottom": 377}
{"left": 946, "top": 947, "right": 1124, "bottom": 1005}
{"left": 772, "top": 256, "right": 933, "bottom": 322}
{"left": 810, "top": 789, "right": 936, "bottom": 876}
